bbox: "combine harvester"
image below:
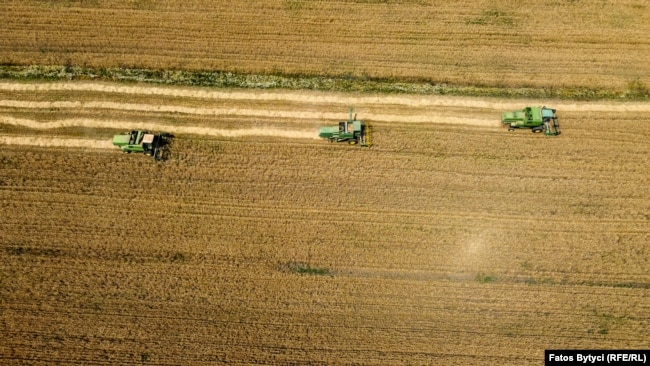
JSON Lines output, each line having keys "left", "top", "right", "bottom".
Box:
{"left": 319, "top": 108, "right": 372, "bottom": 147}
{"left": 502, "top": 106, "right": 561, "bottom": 136}
{"left": 112, "top": 130, "right": 172, "bottom": 160}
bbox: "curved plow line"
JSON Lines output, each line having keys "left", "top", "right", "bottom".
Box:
{"left": 0, "top": 135, "right": 114, "bottom": 149}
{"left": 1, "top": 82, "right": 649, "bottom": 112}
{"left": 0, "top": 115, "right": 320, "bottom": 139}
{"left": 0, "top": 100, "right": 494, "bottom": 127}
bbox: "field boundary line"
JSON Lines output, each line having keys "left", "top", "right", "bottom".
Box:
{"left": 1, "top": 65, "right": 647, "bottom": 100}
{"left": 2, "top": 82, "right": 649, "bottom": 112}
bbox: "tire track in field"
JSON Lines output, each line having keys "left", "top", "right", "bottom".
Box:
{"left": 0, "top": 100, "right": 495, "bottom": 127}
{"left": 0, "top": 135, "right": 114, "bottom": 149}
{"left": 0, "top": 115, "right": 319, "bottom": 139}
{"left": 2, "top": 81, "right": 649, "bottom": 112}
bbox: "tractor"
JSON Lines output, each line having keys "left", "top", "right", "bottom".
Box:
{"left": 502, "top": 106, "right": 561, "bottom": 136}
{"left": 112, "top": 130, "right": 172, "bottom": 160}
{"left": 319, "top": 108, "right": 371, "bottom": 147}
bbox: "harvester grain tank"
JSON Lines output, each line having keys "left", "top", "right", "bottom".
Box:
{"left": 318, "top": 108, "right": 371, "bottom": 146}
{"left": 112, "top": 130, "right": 172, "bottom": 160}
{"left": 502, "top": 106, "right": 561, "bottom": 136}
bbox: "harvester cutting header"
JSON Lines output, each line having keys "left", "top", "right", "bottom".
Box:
{"left": 319, "top": 108, "right": 371, "bottom": 147}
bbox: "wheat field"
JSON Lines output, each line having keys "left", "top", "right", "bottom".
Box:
{"left": 1, "top": 0, "right": 649, "bottom": 364}
{"left": 0, "top": 81, "right": 649, "bottom": 364}
{"left": 1, "top": 0, "right": 649, "bottom": 92}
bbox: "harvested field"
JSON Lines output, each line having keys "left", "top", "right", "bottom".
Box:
{"left": 1, "top": 81, "right": 649, "bottom": 365}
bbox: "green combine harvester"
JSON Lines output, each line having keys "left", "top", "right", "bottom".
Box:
{"left": 319, "top": 108, "right": 371, "bottom": 147}
{"left": 112, "top": 130, "right": 172, "bottom": 160}
{"left": 502, "top": 106, "right": 561, "bottom": 136}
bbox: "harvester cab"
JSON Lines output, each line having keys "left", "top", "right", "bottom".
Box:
{"left": 502, "top": 106, "right": 561, "bottom": 136}
{"left": 319, "top": 108, "right": 371, "bottom": 146}
{"left": 112, "top": 130, "right": 172, "bottom": 160}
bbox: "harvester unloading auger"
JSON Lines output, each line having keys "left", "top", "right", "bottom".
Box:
{"left": 318, "top": 108, "right": 371, "bottom": 147}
